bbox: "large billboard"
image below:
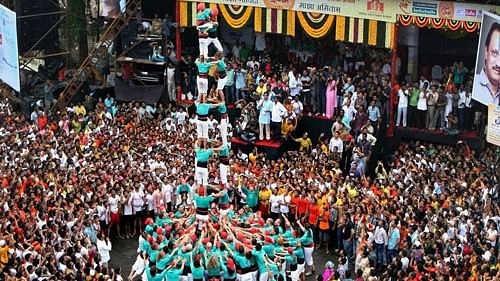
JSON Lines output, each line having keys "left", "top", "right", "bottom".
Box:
{"left": 472, "top": 11, "right": 500, "bottom": 106}
{"left": 0, "top": 4, "right": 20, "bottom": 92}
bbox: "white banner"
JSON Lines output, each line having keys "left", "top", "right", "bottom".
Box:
{"left": 472, "top": 11, "right": 500, "bottom": 106}
{"left": 0, "top": 4, "right": 20, "bottom": 92}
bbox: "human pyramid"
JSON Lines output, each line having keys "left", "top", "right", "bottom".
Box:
{"left": 132, "top": 3, "right": 314, "bottom": 281}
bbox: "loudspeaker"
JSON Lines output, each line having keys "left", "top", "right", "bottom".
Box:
{"left": 16, "top": 0, "right": 61, "bottom": 53}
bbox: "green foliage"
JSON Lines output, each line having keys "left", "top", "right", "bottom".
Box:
{"left": 64, "top": 0, "right": 87, "bottom": 44}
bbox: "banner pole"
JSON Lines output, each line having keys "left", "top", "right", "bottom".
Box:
{"left": 387, "top": 23, "right": 399, "bottom": 138}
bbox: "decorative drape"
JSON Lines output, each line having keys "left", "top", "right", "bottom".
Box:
{"left": 335, "top": 16, "right": 394, "bottom": 49}
{"left": 254, "top": 7, "right": 295, "bottom": 36}
{"left": 398, "top": 15, "right": 480, "bottom": 32}
{"left": 218, "top": 4, "right": 253, "bottom": 29}
{"left": 297, "top": 12, "right": 334, "bottom": 38}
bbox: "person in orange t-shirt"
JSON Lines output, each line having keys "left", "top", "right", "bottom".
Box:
{"left": 297, "top": 192, "right": 310, "bottom": 219}
{"left": 318, "top": 206, "right": 331, "bottom": 251}
{"left": 307, "top": 198, "right": 320, "bottom": 243}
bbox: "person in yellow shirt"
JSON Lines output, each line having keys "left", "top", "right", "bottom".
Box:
{"left": 0, "top": 239, "right": 10, "bottom": 269}
{"left": 254, "top": 79, "right": 267, "bottom": 97}
{"left": 281, "top": 118, "right": 297, "bottom": 139}
{"left": 293, "top": 132, "right": 312, "bottom": 152}
{"left": 74, "top": 103, "right": 87, "bottom": 116}
{"left": 258, "top": 185, "right": 272, "bottom": 217}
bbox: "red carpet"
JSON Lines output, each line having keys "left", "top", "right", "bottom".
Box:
{"left": 231, "top": 137, "right": 249, "bottom": 145}
{"left": 255, "top": 139, "right": 281, "bottom": 149}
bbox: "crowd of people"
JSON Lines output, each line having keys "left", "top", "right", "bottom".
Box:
{"left": 1, "top": 85, "right": 500, "bottom": 281}
{"left": 0, "top": 3, "right": 498, "bottom": 281}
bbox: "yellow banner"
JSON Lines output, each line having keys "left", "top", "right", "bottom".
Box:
{"left": 487, "top": 104, "right": 500, "bottom": 147}
{"left": 185, "top": 0, "right": 500, "bottom": 23}
{"left": 185, "top": 0, "right": 398, "bottom": 22}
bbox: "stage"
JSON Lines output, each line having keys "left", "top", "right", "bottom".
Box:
{"left": 231, "top": 137, "right": 284, "bottom": 160}
{"left": 230, "top": 115, "right": 484, "bottom": 159}
{"left": 393, "top": 127, "right": 483, "bottom": 150}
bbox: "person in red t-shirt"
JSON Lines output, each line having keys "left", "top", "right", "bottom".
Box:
{"left": 307, "top": 198, "right": 320, "bottom": 243}
{"left": 297, "top": 191, "right": 310, "bottom": 220}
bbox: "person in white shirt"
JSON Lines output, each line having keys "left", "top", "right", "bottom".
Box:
{"left": 279, "top": 193, "right": 291, "bottom": 217}
{"left": 288, "top": 69, "right": 300, "bottom": 97}
{"left": 457, "top": 85, "right": 473, "bottom": 130}
{"left": 329, "top": 132, "right": 343, "bottom": 157}
{"left": 417, "top": 90, "right": 428, "bottom": 129}
{"left": 96, "top": 233, "right": 112, "bottom": 268}
{"left": 269, "top": 189, "right": 281, "bottom": 220}
{"left": 163, "top": 118, "right": 176, "bottom": 132}
{"left": 107, "top": 191, "right": 123, "bottom": 239}
{"left": 292, "top": 96, "right": 303, "bottom": 116}
{"left": 373, "top": 220, "right": 388, "bottom": 267}
{"left": 129, "top": 185, "right": 144, "bottom": 236}
{"left": 167, "top": 63, "right": 176, "bottom": 102}
{"left": 271, "top": 97, "right": 286, "bottom": 141}
{"left": 396, "top": 84, "right": 409, "bottom": 127}
{"left": 176, "top": 107, "right": 188, "bottom": 125}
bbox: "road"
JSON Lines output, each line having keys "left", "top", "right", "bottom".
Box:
{"left": 109, "top": 238, "right": 334, "bottom": 280}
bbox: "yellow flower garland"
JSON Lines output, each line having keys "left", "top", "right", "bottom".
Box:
{"left": 297, "top": 12, "right": 334, "bottom": 38}
{"left": 219, "top": 4, "right": 253, "bottom": 29}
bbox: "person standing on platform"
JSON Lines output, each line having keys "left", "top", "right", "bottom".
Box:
{"left": 396, "top": 84, "right": 409, "bottom": 127}
{"left": 407, "top": 82, "right": 420, "bottom": 127}
{"left": 426, "top": 85, "right": 438, "bottom": 129}
{"left": 257, "top": 92, "right": 273, "bottom": 141}
{"left": 196, "top": 3, "right": 210, "bottom": 57}
{"left": 325, "top": 76, "right": 338, "bottom": 119}
{"left": 271, "top": 96, "right": 286, "bottom": 141}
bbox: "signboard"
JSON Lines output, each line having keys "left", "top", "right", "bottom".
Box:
{"left": 487, "top": 104, "right": 500, "bottom": 146}
{"left": 398, "top": 0, "right": 500, "bottom": 23}
{"left": 0, "top": 4, "right": 20, "bottom": 92}
{"left": 472, "top": 11, "right": 500, "bottom": 106}
{"left": 184, "top": 0, "right": 398, "bottom": 22}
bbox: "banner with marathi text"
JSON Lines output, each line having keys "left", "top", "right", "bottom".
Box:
{"left": 183, "top": 0, "right": 398, "bottom": 22}
{"left": 182, "top": 0, "right": 500, "bottom": 24}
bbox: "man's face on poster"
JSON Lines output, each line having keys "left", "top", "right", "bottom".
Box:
{"left": 485, "top": 28, "right": 500, "bottom": 86}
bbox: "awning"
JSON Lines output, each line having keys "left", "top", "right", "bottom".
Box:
{"left": 179, "top": 1, "right": 395, "bottom": 49}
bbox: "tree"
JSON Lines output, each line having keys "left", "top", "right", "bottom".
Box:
{"left": 63, "top": 0, "right": 88, "bottom": 64}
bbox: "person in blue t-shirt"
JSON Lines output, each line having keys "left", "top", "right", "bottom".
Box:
{"left": 196, "top": 3, "right": 210, "bottom": 57}
{"left": 194, "top": 140, "right": 224, "bottom": 188}
{"left": 195, "top": 94, "right": 222, "bottom": 148}
{"left": 195, "top": 56, "right": 211, "bottom": 97}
